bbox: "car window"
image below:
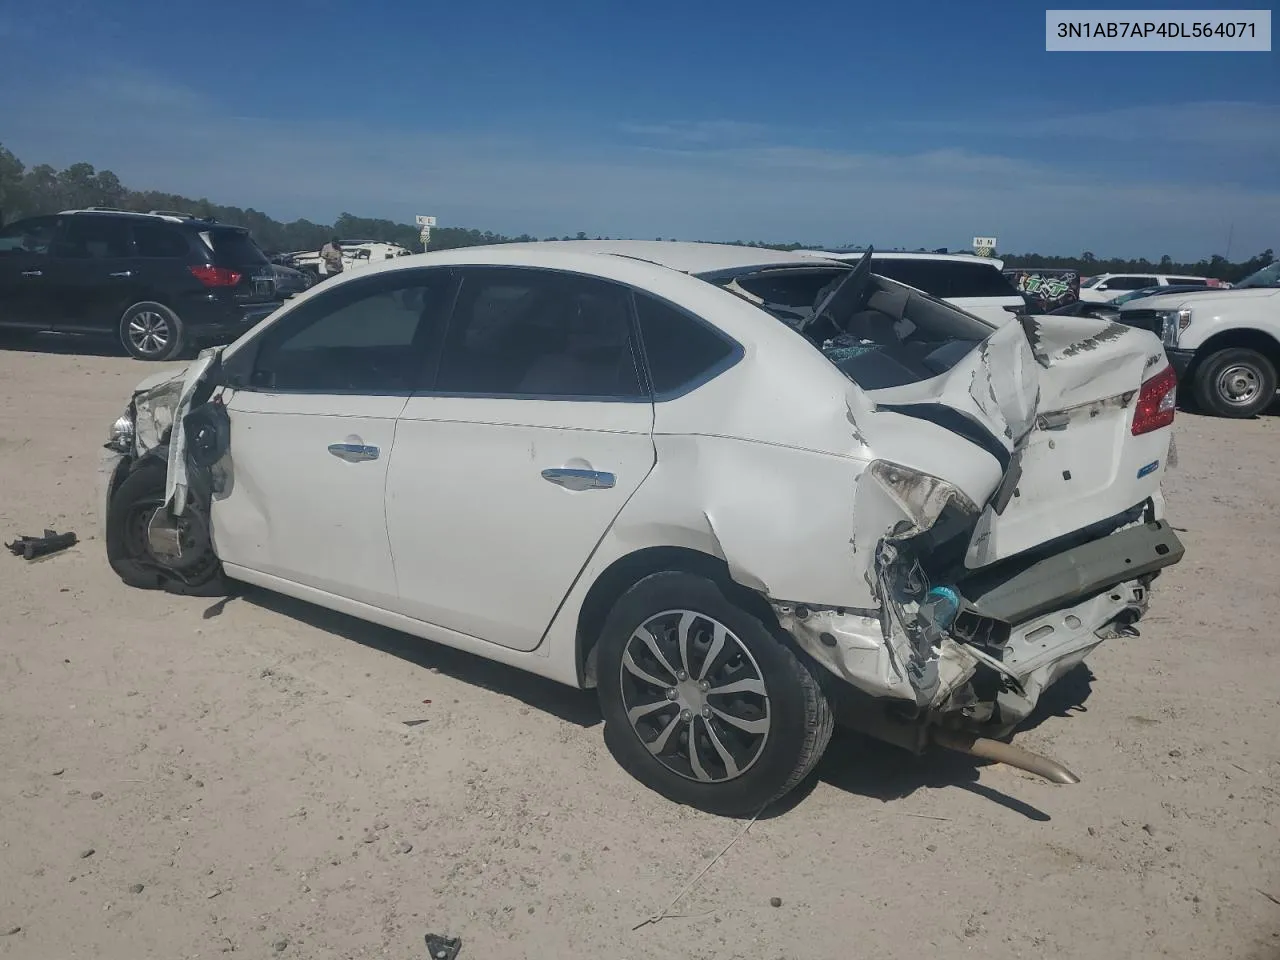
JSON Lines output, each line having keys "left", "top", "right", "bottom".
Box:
{"left": 634, "top": 293, "right": 737, "bottom": 397}
{"left": 0, "top": 217, "right": 61, "bottom": 257}
{"left": 432, "top": 267, "right": 646, "bottom": 400}
{"left": 204, "top": 229, "right": 269, "bottom": 267}
{"left": 249, "top": 268, "right": 455, "bottom": 394}
{"left": 1104, "top": 276, "right": 1154, "bottom": 291}
{"left": 133, "top": 223, "right": 190, "bottom": 259}
{"left": 57, "top": 216, "right": 132, "bottom": 259}
{"left": 1169, "top": 276, "right": 1207, "bottom": 286}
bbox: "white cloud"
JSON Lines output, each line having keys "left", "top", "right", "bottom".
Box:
{"left": 1, "top": 70, "right": 1275, "bottom": 260}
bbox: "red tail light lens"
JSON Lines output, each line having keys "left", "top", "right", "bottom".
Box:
{"left": 1132, "top": 364, "right": 1177, "bottom": 435}
{"left": 189, "top": 265, "right": 243, "bottom": 287}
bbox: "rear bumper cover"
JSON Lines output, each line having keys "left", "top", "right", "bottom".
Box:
{"left": 775, "top": 520, "right": 1184, "bottom": 727}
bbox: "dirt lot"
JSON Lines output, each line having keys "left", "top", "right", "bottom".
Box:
{"left": 1, "top": 337, "right": 1278, "bottom": 960}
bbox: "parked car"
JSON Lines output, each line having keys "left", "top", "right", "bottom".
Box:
{"left": 802, "top": 250, "right": 1026, "bottom": 325}
{"left": 270, "top": 263, "right": 314, "bottom": 298}
{"left": 98, "top": 241, "right": 1184, "bottom": 814}
{"left": 1118, "top": 260, "right": 1280, "bottom": 417}
{"left": 0, "top": 208, "right": 281, "bottom": 360}
{"left": 1051, "top": 283, "right": 1214, "bottom": 322}
{"left": 1079, "top": 272, "right": 1212, "bottom": 304}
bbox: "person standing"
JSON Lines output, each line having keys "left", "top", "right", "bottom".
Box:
{"left": 320, "top": 237, "right": 344, "bottom": 278}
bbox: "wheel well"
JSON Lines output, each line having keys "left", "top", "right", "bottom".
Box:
{"left": 574, "top": 546, "right": 778, "bottom": 688}
{"left": 1191, "top": 328, "right": 1280, "bottom": 376}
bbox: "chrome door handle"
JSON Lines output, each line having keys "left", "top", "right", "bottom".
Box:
{"left": 109, "top": 270, "right": 133, "bottom": 278}
{"left": 21, "top": 270, "right": 42, "bottom": 278}
{"left": 541, "top": 467, "right": 616, "bottom": 491}
{"left": 328, "top": 442, "right": 379, "bottom": 462}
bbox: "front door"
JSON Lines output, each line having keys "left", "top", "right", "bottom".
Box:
{"left": 0, "top": 216, "right": 62, "bottom": 328}
{"left": 44, "top": 214, "right": 139, "bottom": 332}
{"left": 385, "top": 265, "right": 656, "bottom": 652}
{"left": 211, "top": 266, "right": 456, "bottom": 608}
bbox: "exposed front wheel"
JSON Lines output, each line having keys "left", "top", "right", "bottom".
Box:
{"left": 105, "top": 459, "right": 228, "bottom": 596}
{"left": 1192, "top": 347, "right": 1277, "bottom": 418}
{"left": 596, "top": 571, "right": 833, "bottom": 816}
{"left": 119, "top": 302, "right": 187, "bottom": 361}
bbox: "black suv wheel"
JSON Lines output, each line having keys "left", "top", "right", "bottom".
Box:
{"left": 119, "top": 302, "right": 186, "bottom": 361}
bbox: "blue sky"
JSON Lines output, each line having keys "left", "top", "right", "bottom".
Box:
{"left": 1, "top": 0, "right": 1275, "bottom": 259}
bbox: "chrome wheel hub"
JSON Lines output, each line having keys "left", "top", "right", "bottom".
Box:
{"left": 128, "top": 311, "right": 170, "bottom": 356}
{"left": 619, "top": 609, "right": 770, "bottom": 783}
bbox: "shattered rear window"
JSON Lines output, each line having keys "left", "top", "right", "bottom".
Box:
{"left": 708, "top": 266, "right": 992, "bottom": 391}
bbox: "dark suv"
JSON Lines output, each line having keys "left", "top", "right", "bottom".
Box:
{"left": 0, "top": 208, "right": 282, "bottom": 360}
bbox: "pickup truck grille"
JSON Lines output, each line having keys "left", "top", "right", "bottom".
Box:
{"left": 1119, "top": 309, "right": 1162, "bottom": 336}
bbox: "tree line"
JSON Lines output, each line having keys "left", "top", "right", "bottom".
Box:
{"left": 0, "top": 144, "right": 1271, "bottom": 283}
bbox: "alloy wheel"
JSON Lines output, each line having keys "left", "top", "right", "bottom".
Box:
{"left": 127, "top": 310, "right": 171, "bottom": 357}
{"left": 619, "top": 609, "right": 771, "bottom": 783}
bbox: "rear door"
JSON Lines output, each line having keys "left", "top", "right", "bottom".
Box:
{"left": 211, "top": 267, "right": 454, "bottom": 608}
{"left": 384, "top": 265, "right": 656, "bottom": 651}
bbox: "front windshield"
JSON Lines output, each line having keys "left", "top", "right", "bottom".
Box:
{"left": 708, "top": 266, "right": 991, "bottom": 391}
{"left": 1081, "top": 276, "right": 1104, "bottom": 288}
{"left": 1238, "top": 263, "right": 1280, "bottom": 288}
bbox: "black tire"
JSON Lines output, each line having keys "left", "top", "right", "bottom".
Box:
{"left": 1192, "top": 347, "right": 1277, "bottom": 418}
{"left": 105, "top": 459, "right": 228, "bottom": 596}
{"left": 596, "top": 571, "right": 833, "bottom": 816}
{"left": 119, "top": 302, "right": 187, "bottom": 362}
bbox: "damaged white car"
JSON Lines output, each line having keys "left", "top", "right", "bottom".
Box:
{"left": 98, "top": 240, "right": 1184, "bottom": 815}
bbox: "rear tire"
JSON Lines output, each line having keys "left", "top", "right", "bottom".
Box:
{"left": 1192, "top": 347, "right": 1277, "bottom": 418}
{"left": 119, "top": 302, "right": 187, "bottom": 362}
{"left": 105, "top": 459, "right": 228, "bottom": 596}
{"left": 595, "top": 570, "right": 833, "bottom": 816}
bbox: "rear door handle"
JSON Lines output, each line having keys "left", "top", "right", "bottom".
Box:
{"left": 541, "top": 467, "right": 616, "bottom": 491}
{"left": 109, "top": 270, "right": 133, "bottom": 279}
{"left": 328, "top": 442, "right": 379, "bottom": 462}
{"left": 21, "top": 270, "right": 42, "bottom": 278}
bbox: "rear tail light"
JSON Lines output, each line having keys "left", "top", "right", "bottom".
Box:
{"left": 1132, "top": 364, "right": 1177, "bottom": 435}
{"left": 189, "top": 265, "right": 243, "bottom": 287}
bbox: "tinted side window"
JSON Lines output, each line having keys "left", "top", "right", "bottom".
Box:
{"left": 936, "top": 262, "right": 1020, "bottom": 298}
{"left": 58, "top": 217, "right": 132, "bottom": 259}
{"left": 634, "top": 294, "right": 736, "bottom": 396}
{"left": 133, "top": 223, "right": 190, "bottom": 259}
{"left": 433, "top": 267, "right": 645, "bottom": 399}
{"left": 249, "top": 269, "right": 454, "bottom": 393}
{"left": 0, "top": 217, "right": 60, "bottom": 257}
{"left": 1106, "top": 276, "right": 1154, "bottom": 291}
{"left": 1170, "top": 276, "right": 1207, "bottom": 286}
{"left": 869, "top": 259, "right": 938, "bottom": 294}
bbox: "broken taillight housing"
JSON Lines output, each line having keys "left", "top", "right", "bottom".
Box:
{"left": 189, "top": 265, "right": 243, "bottom": 287}
{"left": 1132, "top": 364, "right": 1177, "bottom": 435}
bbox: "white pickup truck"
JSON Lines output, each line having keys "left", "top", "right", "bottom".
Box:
{"left": 1117, "top": 261, "right": 1279, "bottom": 417}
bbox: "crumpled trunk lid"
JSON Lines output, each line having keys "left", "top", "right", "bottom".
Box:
{"left": 870, "top": 315, "right": 1173, "bottom": 568}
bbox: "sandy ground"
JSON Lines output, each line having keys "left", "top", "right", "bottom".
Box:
{"left": 0, "top": 334, "right": 1278, "bottom": 960}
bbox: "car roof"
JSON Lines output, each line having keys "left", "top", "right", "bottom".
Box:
{"left": 56, "top": 208, "right": 243, "bottom": 230}
{"left": 488, "top": 240, "right": 838, "bottom": 275}
{"left": 800, "top": 249, "right": 1007, "bottom": 270}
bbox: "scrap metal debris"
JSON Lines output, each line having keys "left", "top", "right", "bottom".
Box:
{"left": 424, "top": 933, "right": 462, "bottom": 959}
{"left": 6, "top": 529, "right": 77, "bottom": 561}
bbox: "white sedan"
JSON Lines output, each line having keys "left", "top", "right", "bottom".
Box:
{"left": 99, "top": 240, "right": 1184, "bottom": 815}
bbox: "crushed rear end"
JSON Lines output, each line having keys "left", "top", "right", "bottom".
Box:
{"left": 753, "top": 275, "right": 1185, "bottom": 772}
